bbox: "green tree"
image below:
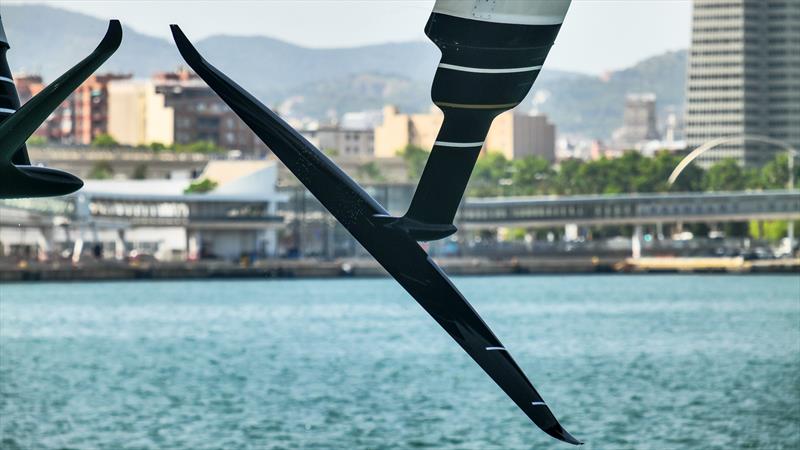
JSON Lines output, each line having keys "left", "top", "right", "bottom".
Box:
{"left": 357, "top": 161, "right": 385, "bottom": 182}
{"left": 91, "top": 133, "right": 118, "bottom": 147}
{"left": 88, "top": 161, "right": 114, "bottom": 179}
{"left": 468, "top": 151, "right": 511, "bottom": 196}
{"left": 174, "top": 140, "right": 225, "bottom": 154}
{"left": 149, "top": 142, "right": 167, "bottom": 152}
{"left": 549, "top": 152, "right": 707, "bottom": 196}
{"left": 511, "top": 156, "right": 554, "bottom": 195}
{"left": 132, "top": 164, "right": 148, "bottom": 180}
{"left": 575, "top": 157, "right": 614, "bottom": 194}
{"left": 467, "top": 151, "right": 698, "bottom": 197}
{"left": 748, "top": 220, "right": 798, "bottom": 241}
{"left": 758, "top": 153, "right": 799, "bottom": 189}
{"left": 504, "top": 227, "right": 528, "bottom": 241}
{"left": 553, "top": 158, "right": 584, "bottom": 195}
{"left": 652, "top": 151, "right": 703, "bottom": 192}
{"left": 703, "top": 159, "right": 745, "bottom": 191}
{"left": 397, "top": 145, "right": 429, "bottom": 181}
{"left": 26, "top": 135, "right": 48, "bottom": 147}
{"left": 184, "top": 178, "right": 218, "bottom": 194}
{"left": 743, "top": 167, "right": 764, "bottom": 190}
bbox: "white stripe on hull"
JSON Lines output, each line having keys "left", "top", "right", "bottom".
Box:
{"left": 0, "top": 107, "right": 16, "bottom": 114}
{"left": 434, "top": 140, "right": 484, "bottom": 148}
{"left": 0, "top": 76, "right": 14, "bottom": 84}
{"left": 433, "top": 10, "right": 568, "bottom": 26}
{"left": 438, "top": 63, "right": 542, "bottom": 74}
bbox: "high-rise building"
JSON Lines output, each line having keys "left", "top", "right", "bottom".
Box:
{"left": 685, "top": 0, "right": 800, "bottom": 168}
{"left": 612, "top": 93, "right": 660, "bottom": 149}
{"left": 375, "top": 105, "right": 556, "bottom": 161}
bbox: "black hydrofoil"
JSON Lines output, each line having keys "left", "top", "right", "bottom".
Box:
{"left": 0, "top": 18, "right": 122, "bottom": 199}
{"left": 170, "top": 0, "right": 580, "bottom": 443}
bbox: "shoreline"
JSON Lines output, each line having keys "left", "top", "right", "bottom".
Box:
{"left": 1, "top": 257, "right": 797, "bottom": 283}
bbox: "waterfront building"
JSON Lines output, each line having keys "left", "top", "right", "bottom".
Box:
{"left": 589, "top": 140, "right": 624, "bottom": 160}
{"left": 340, "top": 110, "right": 384, "bottom": 130}
{"left": 12, "top": 74, "right": 52, "bottom": 140}
{"left": 612, "top": 93, "right": 660, "bottom": 150}
{"left": 299, "top": 125, "right": 374, "bottom": 156}
{"left": 374, "top": 105, "right": 443, "bottom": 157}
{"left": 0, "top": 161, "right": 287, "bottom": 262}
{"left": 106, "top": 79, "right": 172, "bottom": 147}
{"left": 3, "top": 183, "right": 798, "bottom": 261}
{"left": 107, "top": 68, "right": 268, "bottom": 155}
{"left": 14, "top": 73, "right": 107, "bottom": 144}
{"left": 12, "top": 73, "right": 44, "bottom": 103}
{"left": 72, "top": 73, "right": 132, "bottom": 144}
{"left": 485, "top": 111, "right": 556, "bottom": 161}
{"left": 375, "top": 105, "right": 556, "bottom": 161}
{"left": 556, "top": 138, "right": 594, "bottom": 161}
{"left": 685, "top": 0, "right": 800, "bottom": 167}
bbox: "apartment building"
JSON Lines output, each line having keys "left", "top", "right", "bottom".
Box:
{"left": 107, "top": 69, "right": 268, "bottom": 155}
{"left": 375, "top": 105, "right": 555, "bottom": 161}
{"left": 72, "top": 73, "right": 132, "bottom": 144}
{"left": 300, "top": 125, "right": 374, "bottom": 156}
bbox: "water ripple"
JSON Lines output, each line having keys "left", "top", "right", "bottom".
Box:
{"left": 1, "top": 275, "right": 798, "bottom": 449}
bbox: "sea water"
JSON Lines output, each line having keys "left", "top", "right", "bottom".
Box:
{"left": 1, "top": 275, "right": 798, "bottom": 449}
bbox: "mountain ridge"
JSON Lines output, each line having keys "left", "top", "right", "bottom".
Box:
{"left": 2, "top": 4, "right": 687, "bottom": 139}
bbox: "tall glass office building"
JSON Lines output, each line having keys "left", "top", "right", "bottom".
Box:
{"left": 686, "top": 0, "right": 800, "bottom": 168}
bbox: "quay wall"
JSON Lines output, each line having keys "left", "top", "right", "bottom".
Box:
{"left": 0, "top": 257, "right": 796, "bottom": 283}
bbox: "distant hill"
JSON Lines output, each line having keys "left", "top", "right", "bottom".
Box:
{"left": 276, "top": 50, "right": 688, "bottom": 139}
{"left": 274, "top": 73, "right": 431, "bottom": 120}
{"left": 2, "top": 5, "right": 180, "bottom": 81}
{"left": 196, "top": 35, "right": 439, "bottom": 99}
{"left": 528, "top": 50, "right": 688, "bottom": 139}
{"left": 1, "top": 4, "right": 439, "bottom": 100}
{"left": 2, "top": 4, "right": 687, "bottom": 139}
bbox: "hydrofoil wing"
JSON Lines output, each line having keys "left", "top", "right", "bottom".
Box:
{"left": 171, "top": 8, "right": 580, "bottom": 443}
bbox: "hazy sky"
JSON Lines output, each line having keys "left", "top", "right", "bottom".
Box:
{"left": 8, "top": 1, "right": 692, "bottom": 75}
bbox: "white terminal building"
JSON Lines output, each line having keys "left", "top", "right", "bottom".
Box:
{"left": 0, "top": 161, "right": 288, "bottom": 262}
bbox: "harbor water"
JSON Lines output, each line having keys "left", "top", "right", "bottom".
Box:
{"left": 1, "top": 275, "right": 798, "bottom": 449}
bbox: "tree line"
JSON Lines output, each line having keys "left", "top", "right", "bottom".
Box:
{"left": 29, "top": 133, "right": 227, "bottom": 155}
{"left": 398, "top": 145, "right": 797, "bottom": 197}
